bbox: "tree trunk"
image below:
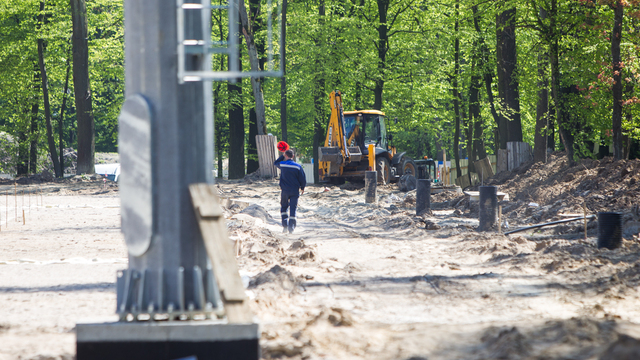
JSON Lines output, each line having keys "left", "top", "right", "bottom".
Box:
{"left": 611, "top": 0, "right": 623, "bottom": 160}
{"left": 313, "top": 0, "right": 326, "bottom": 184}
{"left": 37, "top": 1, "right": 61, "bottom": 178}
{"left": 467, "top": 67, "right": 475, "bottom": 171}
{"left": 37, "top": 37, "right": 61, "bottom": 178}
{"left": 623, "top": 82, "right": 633, "bottom": 159}
{"left": 534, "top": 47, "right": 549, "bottom": 163}
{"left": 496, "top": 7, "right": 522, "bottom": 148}
{"left": 496, "top": 12, "right": 507, "bottom": 149}
{"left": 469, "top": 72, "right": 484, "bottom": 163}
{"left": 228, "top": 22, "right": 245, "bottom": 180}
{"left": 280, "top": 0, "right": 288, "bottom": 142}
{"left": 547, "top": 101, "right": 555, "bottom": 151}
{"left": 549, "top": 0, "right": 574, "bottom": 165}
{"left": 472, "top": 6, "right": 500, "bottom": 140}
{"left": 453, "top": 0, "right": 461, "bottom": 178}
{"left": 374, "top": 0, "right": 389, "bottom": 110}
{"left": 238, "top": 0, "right": 267, "bottom": 135}
{"left": 59, "top": 54, "right": 71, "bottom": 176}
{"left": 17, "top": 129, "right": 29, "bottom": 176}
{"left": 70, "top": 0, "right": 95, "bottom": 174}
{"left": 247, "top": 109, "right": 259, "bottom": 174}
{"left": 29, "top": 119, "right": 38, "bottom": 174}
{"left": 29, "top": 61, "right": 40, "bottom": 175}
{"left": 466, "top": 66, "right": 478, "bottom": 179}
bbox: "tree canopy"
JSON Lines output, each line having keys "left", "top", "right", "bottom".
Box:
{"left": 1, "top": 0, "right": 638, "bottom": 177}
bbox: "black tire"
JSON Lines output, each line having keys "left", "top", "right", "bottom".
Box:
{"left": 398, "top": 156, "right": 417, "bottom": 177}
{"left": 376, "top": 157, "right": 391, "bottom": 185}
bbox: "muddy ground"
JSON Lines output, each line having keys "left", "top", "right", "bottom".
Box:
{"left": 2, "top": 153, "right": 640, "bottom": 359}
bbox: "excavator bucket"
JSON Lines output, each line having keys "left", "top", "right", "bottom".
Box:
{"left": 347, "top": 147, "right": 362, "bottom": 162}
{"left": 319, "top": 147, "right": 343, "bottom": 163}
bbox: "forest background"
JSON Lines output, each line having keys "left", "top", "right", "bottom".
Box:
{"left": 1, "top": 0, "right": 640, "bottom": 180}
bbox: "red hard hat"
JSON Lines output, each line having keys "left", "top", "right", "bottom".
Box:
{"left": 277, "top": 141, "right": 289, "bottom": 152}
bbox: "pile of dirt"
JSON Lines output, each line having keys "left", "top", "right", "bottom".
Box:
{"left": 472, "top": 317, "right": 620, "bottom": 360}
{"left": 447, "top": 153, "right": 640, "bottom": 235}
{"left": 250, "top": 265, "right": 298, "bottom": 290}
{"left": 492, "top": 153, "right": 639, "bottom": 215}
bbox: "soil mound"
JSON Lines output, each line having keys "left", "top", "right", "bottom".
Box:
{"left": 249, "top": 265, "right": 298, "bottom": 290}
{"left": 240, "top": 204, "right": 275, "bottom": 224}
{"left": 449, "top": 153, "right": 640, "bottom": 234}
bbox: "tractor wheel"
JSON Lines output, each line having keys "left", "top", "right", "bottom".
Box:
{"left": 398, "top": 157, "right": 417, "bottom": 177}
{"left": 376, "top": 157, "right": 391, "bottom": 185}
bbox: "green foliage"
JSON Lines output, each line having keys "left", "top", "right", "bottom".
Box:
{"left": 0, "top": 0, "right": 123, "bottom": 174}
{"left": 3, "top": 0, "right": 640, "bottom": 176}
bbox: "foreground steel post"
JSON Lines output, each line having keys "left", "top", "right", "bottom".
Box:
{"left": 365, "top": 171, "right": 377, "bottom": 204}
{"left": 478, "top": 186, "right": 498, "bottom": 232}
{"left": 416, "top": 179, "right": 431, "bottom": 216}
{"left": 76, "top": 1, "right": 259, "bottom": 358}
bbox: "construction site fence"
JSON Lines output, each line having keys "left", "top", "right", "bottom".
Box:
{"left": 442, "top": 155, "right": 497, "bottom": 186}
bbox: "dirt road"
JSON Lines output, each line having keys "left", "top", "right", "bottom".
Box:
{"left": 2, "top": 159, "right": 640, "bottom": 359}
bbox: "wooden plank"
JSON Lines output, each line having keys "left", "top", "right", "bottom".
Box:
{"left": 256, "top": 136, "right": 266, "bottom": 177}
{"left": 256, "top": 135, "right": 279, "bottom": 178}
{"left": 474, "top": 157, "right": 494, "bottom": 182}
{"left": 507, "top": 142, "right": 514, "bottom": 171}
{"left": 189, "top": 184, "right": 253, "bottom": 323}
{"left": 455, "top": 174, "right": 471, "bottom": 189}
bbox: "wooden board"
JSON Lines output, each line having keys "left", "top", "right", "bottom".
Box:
{"left": 464, "top": 191, "right": 510, "bottom": 202}
{"left": 256, "top": 135, "right": 279, "bottom": 178}
{"left": 473, "top": 157, "right": 494, "bottom": 182}
{"left": 455, "top": 174, "right": 471, "bottom": 189}
{"left": 189, "top": 184, "right": 253, "bottom": 324}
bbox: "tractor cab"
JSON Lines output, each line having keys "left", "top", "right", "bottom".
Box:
{"left": 343, "top": 110, "right": 390, "bottom": 155}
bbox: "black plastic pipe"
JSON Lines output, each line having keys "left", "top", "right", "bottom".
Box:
{"left": 478, "top": 186, "right": 498, "bottom": 231}
{"left": 503, "top": 215, "right": 596, "bottom": 235}
{"left": 416, "top": 179, "right": 431, "bottom": 215}
{"left": 597, "top": 212, "right": 622, "bottom": 249}
{"left": 365, "top": 171, "right": 377, "bottom": 204}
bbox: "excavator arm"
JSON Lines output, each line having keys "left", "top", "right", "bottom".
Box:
{"left": 318, "top": 91, "right": 364, "bottom": 181}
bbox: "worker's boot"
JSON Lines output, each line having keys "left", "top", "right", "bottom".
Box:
{"left": 281, "top": 214, "right": 288, "bottom": 233}
{"left": 288, "top": 218, "right": 296, "bottom": 234}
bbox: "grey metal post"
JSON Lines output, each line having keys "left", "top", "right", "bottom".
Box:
{"left": 416, "top": 179, "right": 431, "bottom": 215}
{"left": 478, "top": 186, "right": 498, "bottom": 232}
{"left": 116, "top": 0, "right": 214, "bottom": 319}
{"left": 365, "top": 171, "right": 377, "bottom": 204}
{"left": 76, "top": 1, "right": 260, "bottom": 358}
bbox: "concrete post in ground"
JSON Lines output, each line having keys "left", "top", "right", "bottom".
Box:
{"left": 478, "top": 186, "right": 498, "bottom": 231}
{"left": 416, "top": 179, "right": 431, "bottom": 216}
{"left": 365, "top": 171, "right": 377, "bottom": 204}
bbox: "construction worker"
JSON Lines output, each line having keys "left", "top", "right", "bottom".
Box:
{"left": 274, "top": 149, "right": 306, "bottom": 233}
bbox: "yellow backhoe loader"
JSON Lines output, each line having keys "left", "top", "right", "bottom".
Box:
{"left": 318, "top": 90, "right": 434, "bottom": 185}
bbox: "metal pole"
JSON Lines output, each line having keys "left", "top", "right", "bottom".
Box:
{"left": 77, "top": 1, "right": 258, "bottom": 357}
